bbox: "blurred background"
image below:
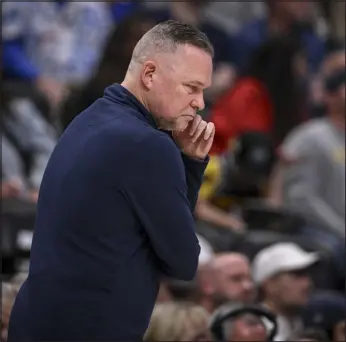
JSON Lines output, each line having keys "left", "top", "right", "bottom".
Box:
{"left": 1, "top": 1, "right": 345, "bottom": 341}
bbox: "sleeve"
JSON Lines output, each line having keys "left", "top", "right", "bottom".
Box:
{"left": 180, "top": 153, "right": 209, "bottom": 211}
{"left": 123, "top": 134, "right": 201, "bottom": 280}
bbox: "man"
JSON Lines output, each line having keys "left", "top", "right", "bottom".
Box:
{"left": 197, "top": 252, "right": 255, "bottom": 314}
{"left": 8, "top": 20, "right": 215, "bottom": 341}
{"left": 279, "top": 55, "right": 345, "bottom": 237}
{"left": 274, "top": 52, "right": 345, "bottom": 284}
{"left": 252, "top": 243, "right": 318, "bottom": 341}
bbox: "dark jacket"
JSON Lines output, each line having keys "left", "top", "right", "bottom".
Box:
{"left": 7, "top": 84, "right": 206, "bottom": 341}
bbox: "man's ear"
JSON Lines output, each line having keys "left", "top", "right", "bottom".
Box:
{"left": 141, "top": 61, "right": 156, "bottom": 90}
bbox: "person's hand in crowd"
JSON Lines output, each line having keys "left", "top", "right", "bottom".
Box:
{"left": 1, "top": 178, "right": 24, "bottom": 198}
{"left": 173, "top": 115, "right": 215, "bottom": 160}
{"left": 195, "top": 198, "right": 247, "bottom": 234}
{"left": 35, "top": 76, "right": 67, "bottom": 109}
{"left": 228, "top": 216, "right": 247, "bottom": 233}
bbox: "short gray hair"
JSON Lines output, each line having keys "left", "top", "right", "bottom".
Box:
{"left": 130, "top": 20, "right": 214, "bottom": 67}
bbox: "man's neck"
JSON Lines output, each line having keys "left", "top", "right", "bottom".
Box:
{"left": 121, "top": 76, "right": 150, "bottom": 113}
{"left": 169, "top": 2, "right": 202, "bottom": 27}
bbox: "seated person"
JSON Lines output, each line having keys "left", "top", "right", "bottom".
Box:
{"left": 210, "top": 302, "right": 277, "bottom": 342}
{"left": 269, "top": 61, "right": 345, "bottom": 289}
{"left": 195, "top": 132, "right": 276, "bottom": 251}
{"left": 144, "top": 302, "right": 211, "bottom": 342}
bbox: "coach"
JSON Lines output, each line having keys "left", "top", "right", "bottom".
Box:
{"left": 8, "top": 20, "right": 215, "bottom": 341}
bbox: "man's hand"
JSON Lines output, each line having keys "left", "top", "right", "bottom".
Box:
{"left": 173, "top": 115, "right": 215, "bottom": 160}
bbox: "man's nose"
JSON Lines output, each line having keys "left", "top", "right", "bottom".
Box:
{"left": 191, "top": 93, "right": 205, "bottom": 112}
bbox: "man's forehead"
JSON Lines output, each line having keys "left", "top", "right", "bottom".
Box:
{"left": 172, "top": 45, "right": 213, "bottom": 86}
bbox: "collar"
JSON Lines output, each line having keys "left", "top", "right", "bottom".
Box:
{"left": 103, "top": 83, "right": 159, "bottom": 130}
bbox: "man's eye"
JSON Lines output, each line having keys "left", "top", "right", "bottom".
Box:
{"left": 186, "top": 85, "right": 198, "bottom": 93}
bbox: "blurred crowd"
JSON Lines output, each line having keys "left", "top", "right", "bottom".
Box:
{"left": 1, "top": 1, "right": 345, "bottom": 341}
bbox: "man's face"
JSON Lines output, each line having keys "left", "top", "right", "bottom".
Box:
{"left": 266, "top": 270, "right": 312, "bottom": 310}
{"left": 227, "top": 314, "right": 268, "bottom": 342}
{"left": 144, "top": 44, "right": 213, "bottom": 131}
{"left": 214, "top": 255, "right": 255, "bottom": 304}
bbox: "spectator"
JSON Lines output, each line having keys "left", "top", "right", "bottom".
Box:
{"left": 196, "top": 132, "right": 276, "bottom": 250}
{"left": 273, "top": 53, "right": 345, "bottom": 282}
{"left": 209, "top": 36, "right": 307, "bottom": 155}
{"left": 213, "top": 253, "right": 255, "bottom": 304}
{"left": 145, "top": 1, "right": 237, "bottom": 104}
{"left": 2, "top": 2, "right": 112, "bottom": 108}
{"left": 252, "top": 243, "right": 318, "bottom": 341}
{"left": 144, "top": 302, "right": 211, "bottom": 341}
{"left": 302, "top": 292, "right": 346, "bottom": 342}
{"left": 233, "top": 0, "right": 325, "bottom": 73}
{"left": 210, "top": 302, "right": 277, "bottom": 342}
{"left": 192, "top": 253, "right": 255, "bottom": 314}
{"left": 61, "top": 12, "right": 156, "bottom": 129}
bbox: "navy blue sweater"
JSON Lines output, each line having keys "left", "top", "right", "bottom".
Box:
{"left": 7, "top": 84, "right": 207, "bottom": 341}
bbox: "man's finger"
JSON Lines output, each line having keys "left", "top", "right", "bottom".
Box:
{"left": 192, "top": 120, "right": 207, "bottom": 143}
{"left": 203, "top": 122, "right": 215, "bottom": 140}
{"left": 189, "top": 115, "right": 202, "bottom": 136}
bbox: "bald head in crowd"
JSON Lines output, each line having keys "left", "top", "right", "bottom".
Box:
{"left": 197, "top": 252, "right": 255, "bottom": 313}
{"left": 214, "top": 253, "right": 255, "bottom": 303}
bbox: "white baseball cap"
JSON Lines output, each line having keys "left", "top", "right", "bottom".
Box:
{"left": 197, "top": 234, "right": 215, "bottom": 266}
{"left": 252, "top": 242, "right": 319, "bottom": 285}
